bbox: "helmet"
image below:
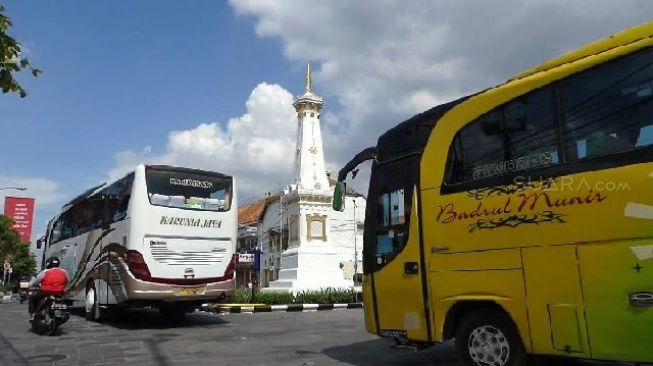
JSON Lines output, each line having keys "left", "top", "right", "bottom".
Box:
{"left": 45, "top": 257, "right": 60, "bottom": 269}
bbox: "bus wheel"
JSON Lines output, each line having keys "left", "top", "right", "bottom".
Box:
{"left": 455, "top": 309, "right": 527, "bottom": 366}
{"left": 85, "top": 282, "right": 103, "bottom": 322}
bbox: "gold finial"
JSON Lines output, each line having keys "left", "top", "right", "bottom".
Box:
{"left": 305, "top": 63, "right": 312, "bottom": 93}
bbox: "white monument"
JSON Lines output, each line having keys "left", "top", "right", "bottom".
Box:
{"left": 265, "top": 64, "right": 355, "bottom": 292}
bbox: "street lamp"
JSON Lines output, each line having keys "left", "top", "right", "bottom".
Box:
{"left": 0, "top": 187, "right": 27, "bottom": 191}
{"left": 353, "top": 198, "right": 358, "bottom": 287}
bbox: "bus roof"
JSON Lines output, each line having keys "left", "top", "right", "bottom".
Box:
{"left": 510, "top": 21, "right": 653, "bottom": 81}
{"left": 61, "top": 182, "right": 106, "bottom": 209}
{"left": 373, "top": 21, "right": 653, "bottom": 164}
{"left": 375, "top": 96, "right": 470, "bottom": 164}
{"left": 58, "top": 164, "right": 233, "bottom": 210}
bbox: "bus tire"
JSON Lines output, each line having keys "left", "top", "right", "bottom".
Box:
{"left": 455, "top": 308, "right": 528, "bottom": 366}
{"left": 85, "top": 282, "right": 104, "bottom": 322}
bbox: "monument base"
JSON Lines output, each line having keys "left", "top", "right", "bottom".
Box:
{"left": 263, "top": 245, "right": 353, "bottom": 293}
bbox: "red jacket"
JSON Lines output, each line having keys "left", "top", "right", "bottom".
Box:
{"left": 39, "top": 268, "right": 69, "bottom": 295}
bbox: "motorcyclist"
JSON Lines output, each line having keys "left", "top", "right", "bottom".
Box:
{"left": 28, "top": 257, "right": 69, "bottom": 321}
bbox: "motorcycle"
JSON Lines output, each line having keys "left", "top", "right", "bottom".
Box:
{"left": 30, "top": 294, "right": 70, "bottom": 336}
{"left": 18, "top": 279, "right": 30, "bottom": 304}
{"left": 19, "top": 289, "right": 28, "bottom": 304}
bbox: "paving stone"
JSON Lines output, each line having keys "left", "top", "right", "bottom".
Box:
{"left": 0, "top": 302, "right": 634, "bottom": 365}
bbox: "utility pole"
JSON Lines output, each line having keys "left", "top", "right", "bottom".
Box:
{"left": 353, "top": 198, "right": 358, "bottom": 287}
{"left": 280, "top": 194, "right": 283, "bottom": 251}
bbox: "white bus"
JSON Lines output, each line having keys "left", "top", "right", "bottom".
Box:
{"left": 40, "top": 164, "right": 237, "bottom": 320}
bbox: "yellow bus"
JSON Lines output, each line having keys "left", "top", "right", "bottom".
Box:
{"left": 333, "top": 22, "right": 653, "bottom": 365}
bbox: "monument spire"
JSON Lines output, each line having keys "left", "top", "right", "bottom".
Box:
{"left": 291, "top": 63, "right": 329, "bottom": 192}
{"left": 305, "top": 63, "right": 312, "bottom": 93}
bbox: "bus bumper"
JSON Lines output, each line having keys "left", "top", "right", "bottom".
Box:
{"left": 125, "top": 278, "right": 235, "bottom": 301}
{"left": 120, "top": 268, "right": 235, "bottom": 302}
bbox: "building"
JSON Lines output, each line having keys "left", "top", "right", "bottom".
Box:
{"left": 235, "top": 64, "right": 366, "bottom": 292}
{"left": 234, "top": 194, "right": 278, "bottom": 289}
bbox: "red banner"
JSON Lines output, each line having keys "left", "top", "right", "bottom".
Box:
{"left": 3, "top": 197, "right": 35, "bottom": 243}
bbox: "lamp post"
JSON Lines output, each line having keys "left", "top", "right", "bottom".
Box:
{"left": 0, "top": 186, "right": 27, "bottom": 192}
{"left": 353, "top": 198, "right": 358, "bottom": 287}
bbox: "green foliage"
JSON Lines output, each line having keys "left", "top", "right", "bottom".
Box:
{"left": 294, "top": 289, "right": 330, "bottom": 304}
{"left": 328, "top": 287, "right": 358, "bottom": 304}
{"left": 0, "top": 4, "right": 41, "bottom": 98}
{"left": 0, "top": 215, "right": 37, "bottom": 280}
{"left": 226, "top": 287, "right": 359, "bottom": 305}
{"left": 231, "top": 288, "right": 253, "bottom": 304}
{"left": 252, "top": 291, "right": 294, "bottom": 305}
{"left": 295, "top": 287, "right": 357, "bottom": 304}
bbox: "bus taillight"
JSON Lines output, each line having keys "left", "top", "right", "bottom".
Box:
{"left": 125, "top": 250, "right": 152, "bottom": 281}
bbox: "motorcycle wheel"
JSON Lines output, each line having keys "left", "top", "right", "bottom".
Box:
{"left": 31, "top": 311, "right": 46, "bottom": 335}
{"left": 30, "top": 317, "right": 39, "bottom": 334}
{"left": 48, "top": 317, "right": 57, "bottom": 336}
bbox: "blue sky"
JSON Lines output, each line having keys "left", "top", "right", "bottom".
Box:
{"left": 0, "top": 1, "right": 303, "bottom": 236}
{"left": 2, "top": 1, "right": 296, "bottom": 180}
{"left": 1, "top": 0, "right": 652, "bottom": 243}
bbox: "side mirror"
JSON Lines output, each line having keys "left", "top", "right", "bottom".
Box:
{"left": 332, "top": 181, "right": 346, "bottom": 212}
{"left": 36, "top": 238, "right": 43, "bottom": 250}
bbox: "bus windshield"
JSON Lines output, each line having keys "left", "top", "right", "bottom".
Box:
{"left": 145, "top": 167, "right": 233, "bottom": 212}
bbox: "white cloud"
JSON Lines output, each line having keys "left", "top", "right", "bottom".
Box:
{"left": 109, "top": 83, "right": 297, "bottom": 201}
{"left": 107, "top": 146, "right": 155, "bottom": 182}
{"left": 229, "top": 0, "right": 653, "bottom": 168}
{"left": 0, "top": 176, "right": 63, "bottom": 208}
{"left": 111, "top": 2, "right": 653, "bottom": 201}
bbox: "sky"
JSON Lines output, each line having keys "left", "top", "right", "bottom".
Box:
{"left": 1, "top": 0, "right": 652, "bottom": 242}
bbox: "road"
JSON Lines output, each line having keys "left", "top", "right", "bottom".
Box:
{"left": 0, "top": 301, "right": 635, "bottom": 366}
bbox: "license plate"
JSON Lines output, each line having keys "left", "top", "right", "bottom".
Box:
{"left": 178, "top": 287, "right": 201, "bottom": 296}
{"left": 54, "top": 310, "right": 63, "bottom": 317}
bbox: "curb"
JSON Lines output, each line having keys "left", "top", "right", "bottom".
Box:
{"left": 200, "top": 303, "right": 363, "bottom": 314}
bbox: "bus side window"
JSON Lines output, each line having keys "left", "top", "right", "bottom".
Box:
{"left": 561, "top": 46, "right": 653, "bottom": 161}
{"left": 444, "top": 85, "right": 559, "bottom": 186}
{"left": 375, "top": 188, "right": 408, "bottom": 260}
{"left": 104, "top": 173, "right": 134, "bottom": 223}
{"left": 116, "top": 173, "right": 134, "bottom": 221}
{"left": 50, "top": 218, "right": 63, "bottom": 244}
{"left": 72, "top": 200, "right": 102, "bottom": 236}
{"left": 445, "top": 134, "right": 464, "bottom": 185}
{"left": 45, "top": 211, "right": 72, "bottom": 243}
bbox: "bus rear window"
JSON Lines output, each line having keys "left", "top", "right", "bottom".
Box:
{"left": 145, "top": 168, "right": 233, "bottom": 211}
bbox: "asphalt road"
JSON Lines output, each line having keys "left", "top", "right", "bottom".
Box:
{"left": 0, "top": 301, "right": 637, "bottom": 366}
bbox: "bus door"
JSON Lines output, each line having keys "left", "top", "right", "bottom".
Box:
{"left": 365, "top": 157, "right": 431, "bottom": 342}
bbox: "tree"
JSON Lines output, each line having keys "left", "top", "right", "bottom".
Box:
{"left": 0, "top": 215, "right": 36, "bottom": 281}
{"left": 9, "top": 239, "right": 37, "bottom": 279}
{"left": 0, "top": 3, "right": 40, "bottom": 98}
